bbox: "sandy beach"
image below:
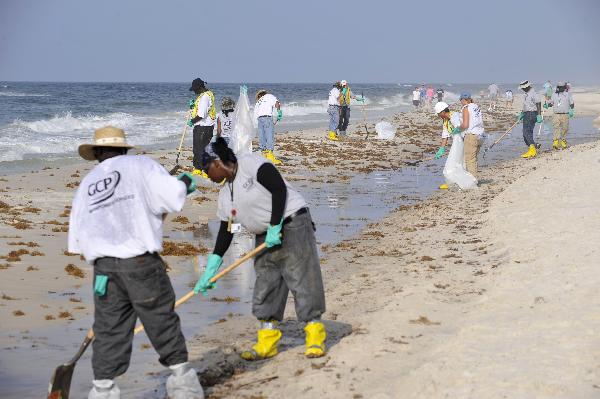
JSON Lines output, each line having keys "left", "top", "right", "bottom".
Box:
{"left": 1, "top": 97, "right": 599, "bottom": 398}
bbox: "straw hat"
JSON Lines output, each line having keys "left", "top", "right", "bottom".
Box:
{"left": 255, "top": 89, "right": 268, "bottom": 101}
{"left": 78, "top": 126, "right": 134, "bottom": 161}
{"left": 518, "top": 80, "right": 531, "bottom": 89}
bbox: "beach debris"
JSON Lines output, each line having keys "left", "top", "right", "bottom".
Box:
{"left": 13, "top": 310, "right": 25, "bottom": 316}
{"left": 64, "top": 264, "right": 85, "bottom": 278}
{"left": 210, "top": 296, "right": 240, "bottom": 303}
{"left": 409, "top": 316, "right": 440, "bottom": 326}
{"left": 161, "top": 240, "right": 208, "bottom": 256}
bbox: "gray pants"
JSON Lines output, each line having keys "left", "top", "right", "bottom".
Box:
{"left": 92, "top": 253, "right": 188, "bottom": 380}
{"left": 522, "top": 111, "right": 538, "bottom": 146}
{"left": 328, "top": 105, "right": 340, "bottom": 132}
{"left": 337, "top": 106, "right": 350, "bottom": 135}
{"left": 253, "top": 211, "right": 326, "bottom": 322}
{"left": 193, "top": 125, "right": 214, "bottom": 170}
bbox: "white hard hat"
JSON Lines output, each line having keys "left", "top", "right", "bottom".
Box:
{"left": 434, "top": 101, "right": 449, "bottom": 114}
{"left": 340, "top": 80, "right": 348, "bottom": 86}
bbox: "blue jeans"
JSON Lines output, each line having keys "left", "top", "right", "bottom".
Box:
{"left": 522, "top": 111, "right": 538, "bottom": 146}
{"left": 338, "top": 106, "right": 350, "bottom": 134}
{"left": 328, "top": 105, "right": 340, "bottom": 132}
{"left": 258, "top": 116, "right": 274, "bottom": 151}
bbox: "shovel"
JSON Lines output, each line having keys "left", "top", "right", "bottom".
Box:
{"left": 482, "top": 119, "right": 519, "bottom": 158}
{"left": 47, "top": 243, "right": 267, "bottom": 399}
{"left": 169, "top": 111, "right": 192, "bottom": 176}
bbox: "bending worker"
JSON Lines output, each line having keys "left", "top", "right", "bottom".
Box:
{"left": 516, "top": 80, "right": 542, "bottom": 159}
{"left": 337, "top": 80, "right": 364, "bottom": 136}
{"left": 195, "top": 137, "right": 327, "bottom": 361}
{"left": 254, "top": 89, "right": 283, "bottom": 165}
{"left": 68, "top": 126, "right": 203, "bottom": 399}
{"left": 459, "top": 92, "right": 485, "bottom": 179}
{"left": 189, "top": 78, "right": 216, "bottom": 178}
{"left": 434, "top": 101, "right": 462, "bottom": 189}
{"left": 327, "top": 81, "right": 342, "bottom": 141}
{"left": 545, "top": 81, "right": 574, "bottom": 150}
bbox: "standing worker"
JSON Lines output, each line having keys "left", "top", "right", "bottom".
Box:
{"left": 254, "top": 89, "right": 283, "bottom": 165}
{"left": 412, "top": 87, "right": 421, "bottom": 109}
{"left": 517, "top": 80, "right": 543, "bottom": 158}
{"left": 216, "top": 97, "right": 235, "bottom": 146}
{"left": 459, "top": 93, "right": 485, "bottom": 179}
{"left": 189, "top": 78, "right": 216, "bottom": 179}
{"left": 196, "top": 138, "right": 327, "bottom": 360}
{"left": 488, "top": 83, "right": 499, "bottom": 110}
{"left": 337, "top": 80, "right": 364, "bottom": 136}
{"left": 436, "top": 87, "right": 445, "bottom": 103}
{"left": 545, "top": 81, "right": 575, "bottom": 149}
{"left": 433, "top": 101, "right": 463, "bottom": 190}
{"left": 68, "top": 126, "right": 204, "bottom": 399}
{"left": 327, "top": 81, "right": 342, "bottom": 141}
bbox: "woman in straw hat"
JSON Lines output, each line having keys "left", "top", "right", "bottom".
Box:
{"left": 69, "top": 126, "right": 204, "bottom": 399}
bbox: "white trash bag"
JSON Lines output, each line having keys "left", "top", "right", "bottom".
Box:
{"left": 375, "top": 121, "right": 395, "bottom": 140}
{"left": 443, "top": 134, "right": 477, "bottom": 190}
{"left": 230, "top": 85, "right": 254, "bottom": 155}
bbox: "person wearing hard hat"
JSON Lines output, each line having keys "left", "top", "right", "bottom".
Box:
{"left": 434, "top": 101, "right": 463, "bottom": 189}
{"left": 545, "top": 81, "right": 575, "bottom": 150}
{"left": 69, "top": 127, "right": 204, "bottom": 399}
{"left": 458, "top": 93, "right": 485, "bottom": 178}
{"left": 188, "top": 78, "right": 217, "bottom": 179}
{"left": 196, "top": 138, "right": 327, "bottom": 361}
{"left": 216, "top": 96, "right": 236, "bottom": 146}
{"left": 254, "top": 89, "right": 283, "bottom": 165}
{"left": 337, "top": 80, "right": 364, "bottom": 136}
{"left": 327, "top": 81, "right": 342, "bottom": 141}
{"left": 516, "top": 80, "right": 542, "bottom": 158}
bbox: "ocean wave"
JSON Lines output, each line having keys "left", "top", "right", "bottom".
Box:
{"left": 0, "top": 91, "right": 51, "bottom": 97}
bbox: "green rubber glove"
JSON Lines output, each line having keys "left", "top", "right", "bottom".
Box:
{"left": 543, "top": 103, "right": 549, "bottom": 109}
{"left": 356, "top": 96, "right": 365, "bottom": 103}
{"left": 277, "top": 109, "right": 283, "bottom": 122}
{"left": 194, "top": 254, "right": 223, "bottom": 296}
{"left": 434, "top": 147, "right": 446, "bottom": 159}
{"left": 536, "top": 114, "right": 543, "bottom": 123}
{"left": 451, "top": 126, "right": 461, "bottom": 135}
{"left": 568, "top": 109, "right": 574, "bottom": 118}
{"left": 517, "top": 112, "right": 524, "bottom": 121}
{"left": 177, "top": 171, "right": 196, "bottom": 195}
{"left": 188, "top": 99, "right": 196, "bottom": 109}
{"left": 265, "top": 220, "right": 283, "bottom": 248}
{"left": 187, "top": 119, "right": 194, "bottom": 127}
{"left": 241, "top": 85, "right": 248, "bottom": 95}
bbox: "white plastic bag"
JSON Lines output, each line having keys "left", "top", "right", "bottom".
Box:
{"left": 443, "top": 134, "right": 477, "bottom": 189}
{"left": 375, "top": 121, "right": 395, "bottom": 140}
{"left": 230, "top": 85, "right": 254, "bottom": 155}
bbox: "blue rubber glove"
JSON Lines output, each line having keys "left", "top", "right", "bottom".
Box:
{"left": 434, "top": 147, "right": 446, "bottom": 159}
{"left": 517, "top": 112, "right": 524, "bottom": 121}
{"left": 177, "top": 171, "right": 196, "bottom": 195}
{"left": 188, "top": 99, "right": 196, "bottom": 109}
{"left": 536, "top": 114, "right": 543, "bottom": 123}
{"left": 451, "top": 126, "right": 461, "bottom": 135}
{"left": 568, "top": 109, "right": 574, "bottom": 118}
{"left": 187, "top": 119, "right": 194, "bottom": 127}
{"left": 241, "top": 85, "right": 248, "bottom": 95}
{"left": 265, "top": 220, "right": 283, "bottom": 248}
{"left": 194, "top": 254, "right": 223, "bottom": 296}
{"left": 277, "top": 109, "right": 283, "bottom": 122}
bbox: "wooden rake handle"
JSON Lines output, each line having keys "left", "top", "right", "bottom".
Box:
{"left": 488, "top": 119, "right": 520, "bottom": 150}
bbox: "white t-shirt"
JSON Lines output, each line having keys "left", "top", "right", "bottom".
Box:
{"left": 254, "top": 93, "right": 278, "bottom": 120}
{"left": 462, "top": 103, "right": 485, "bottom": 136}
{"left": 412, "top": 90, "right": 421, "bottom": 101}
{"left": 505, "top": 90, "right": 513, "bottom": 99}
{"left": 194, "top": 93, "right": 215, "bottom": 127}
{"left": 488, "top": 84, "right": 499, "bottom": 96}
{"left": 328, "top": 87, "right": 341, "bottom": 106}
{"left": 441, "top": 111, "right": 463, "bottom": 139}
{"left": 216, "top": 154, "right": 307, "bottom": 234}
{"left": 68, "top": 155, "right": 187, "bottom": 263}
{"left": 217, "top": 111, "right": 234, "bottom": 138}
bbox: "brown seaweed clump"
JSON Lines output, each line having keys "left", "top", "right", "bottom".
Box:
{"left": 161, "top": 241, "right": 208, "bottom": 256}
{"left": 65, "top": 264, "right": 85, "bottom": 278}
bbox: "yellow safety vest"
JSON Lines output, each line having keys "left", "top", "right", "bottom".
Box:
{"left": 192, "top": 90, "right": 216, "bottom": 120}
{"left": 443, "top": 111, "right": 455, "bottom": 133}
{"left": 340, "top": 87, "right": 352, "bottom": 106}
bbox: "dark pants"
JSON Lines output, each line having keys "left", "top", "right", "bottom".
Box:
{"left": 253, "top": 211, "right": 326, "bottom": 323}
{"left": 337, "top": 106, "right": 350, "bottom": 134}
{"left": 193, "top": 125, "right": 214, "bottom": 170}
{"left": 92, "top": 253, "right": 188, "bottom": 380}
{"left": 522, "top": 111, "right": 538, "bottom": 146}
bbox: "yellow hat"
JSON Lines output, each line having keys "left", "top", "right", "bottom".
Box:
{"left": 78, "top": 126, "right": 134, "bottom": 161}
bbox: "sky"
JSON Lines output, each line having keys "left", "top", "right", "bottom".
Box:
{"left": 1, "top": 0, "right": 599, "bottom": 84}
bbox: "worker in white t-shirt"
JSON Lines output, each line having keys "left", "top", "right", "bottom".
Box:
{"left": 327, "top": 81, "right": 342, "bottom": 141}
{"left": 188, "top": 78, "right": 216, "bottom": 179}
{"left": 434, "top": 101, "right": 463, "bottom": 189}
{"left": 216, "top": 96, "right": 235, "bottom": 146}
{"left": 459, "top": 93, "right": 485, "bottom": 179}
{"left": 195, "top": 138, "right": 327, "bottom": 361}
{"left": 505, "top": 89, "right": 513, "bottom": 106}
{"left": 253, "top": 90, "right": 283, "bottom": 165}
{"left": 68, "top": 126, "right": 203, "bottom": 399}
{"left": 412, "top": 88, "right": 421, "bottom": 109}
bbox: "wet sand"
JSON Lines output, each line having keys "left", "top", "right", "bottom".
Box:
{"left": 1, "top": 98, "right": 598, "bottom": 397}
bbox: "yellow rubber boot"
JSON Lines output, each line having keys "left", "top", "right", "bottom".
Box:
{"left": 240, "top": 327, "right": 282, "bottom": 361}
{"left": 552, "top": 139, "right": 560, "bottom": 150}
{"left": 304, "top": 321, "right": 326, "bottom": 358}
{"left": 439, "top": 183, "right": 449, "bottom": 190}
{"left": 328, "top": 130, "right": 339, "bottom": 141}
{"left": 560, "top": 139, "right": 568, "bottom": 149}
{"left": 267, "top": 150, "right": 283, "bottom": 166}
{"left": 521, "top": 144, "right": 537, "bottom": 159}
{"left": 261, "top": 150, "right": 270, "bottom": 159}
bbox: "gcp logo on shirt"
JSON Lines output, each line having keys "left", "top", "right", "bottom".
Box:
{"left": 88, "top": 171, "right": 121, "bottom": 205}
